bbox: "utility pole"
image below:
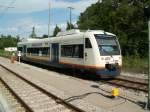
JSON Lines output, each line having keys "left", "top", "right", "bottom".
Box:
{"left": 144, "top": 5, "right": 150, "bottom": 110}
{"left": 48, "top": 1, "right": 51, "bottom": 38}
{"left": 67, "top": 6, "right": 74, "bottom": 29}
{"left": 148, "top": 18, "right": 150, "bottom": 110}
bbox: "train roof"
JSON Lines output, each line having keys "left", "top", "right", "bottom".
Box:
{"left": 18, "top": 29, "right": 116, "bottom": 45}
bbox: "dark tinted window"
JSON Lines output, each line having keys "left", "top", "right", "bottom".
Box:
{"left": 18, "top": 47, "right": 22, "bottom": 52}
{"left": 61, "top": 44, "right": 83, "bottom": 58}
{"left": 27, "top": 47, "right": 50, "bottom": 56}
{"left": 85, "top": 38, "right": 92, "bottom": 48}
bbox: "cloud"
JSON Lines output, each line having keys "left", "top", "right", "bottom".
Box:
{"left": 0, "top": 27, "right": 18, "bottom": 34}
{"left": 0, "top": 0, "right": 98, "bottom": 14}
{"left": 0, "top": 17, "right": 68, "bottom": 38}
{"left": 0, "top": 0, "right": 99, "bottom": 38}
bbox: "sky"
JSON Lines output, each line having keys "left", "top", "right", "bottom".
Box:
{"left": 0, "top": 0, "right": 98, "bottom": 38}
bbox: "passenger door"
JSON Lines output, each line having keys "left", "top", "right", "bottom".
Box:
{"left": 51, "top": 43, "right": 59, "bottom": 63}
{"left": 23, "top": 45, "right": 27, "bottom": 57}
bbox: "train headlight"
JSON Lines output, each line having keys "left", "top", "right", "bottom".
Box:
{"left": 105, "top": 57, "right": 110, "bottom": 60}
{"left": 115, "top": 60, "right": 118, "bottom": 63}
{"left": 119, "top": 57, "right": 121, "bottom": 60}
{"left": 101, "top": 57, "right": 104, "bottom": 60}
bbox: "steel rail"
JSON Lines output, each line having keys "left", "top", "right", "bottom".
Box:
{"left": 116, "top": 75, "right": 148, "bottom": 85}
{"left": 0, "top": 64, "right": 86, "bottom": 112}
{"left": 0, "top": 77, "right": 33, "bottom": 112}
{"left": 105, "top": 78, "right": 148, "bottom": 92}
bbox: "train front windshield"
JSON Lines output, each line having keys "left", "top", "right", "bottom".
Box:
{"left": 95, "top": 34, "right": 120, "bottom": 56}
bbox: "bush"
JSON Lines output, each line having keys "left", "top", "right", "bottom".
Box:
{"left": 0, "top": 49, "right": 13, "bottom": 57}
{"left": 123, "top": 56, "right": 148, "bottom": 74}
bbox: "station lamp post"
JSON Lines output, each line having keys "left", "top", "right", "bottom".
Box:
{"left": 144, "top": 5, "right": 150, "bottom": 110}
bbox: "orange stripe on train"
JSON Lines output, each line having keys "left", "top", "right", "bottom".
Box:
{"left": 60, "top": 61, "right": 122, "bottom": 70}
{"left": 59, "top": 61, "right": 105, "bottom": 69}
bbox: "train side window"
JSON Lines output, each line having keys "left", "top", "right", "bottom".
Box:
{"left": 42, "top": 47, "right": 49, "bottom": 56}
{"left": 18, "top": 47, "right": 22, "bottom": 52}
{"left": 61, "top": 45, "right": 73, "bottom": 57}
{"left": 27, "top": 47, "right": 50, "bottom": 56}
{"left": 85, "top": 38, "right": 92, "bottom": 48}
{"left": 73, "top": 46, "right": 79, "bottom": 58}
{"left": 61, "top": 44, "right": 83, "bottom": 58}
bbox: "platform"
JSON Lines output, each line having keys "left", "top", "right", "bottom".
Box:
{"left": 0, "top": 57, "right": 147, "bottom": 112}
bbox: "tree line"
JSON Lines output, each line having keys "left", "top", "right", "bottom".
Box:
{"left": 29, "top": 21, "right": 75, "bottom": 39}
{"left": 0, "top": 35, "right": 19, "bottom": 49}
{"left": 0, "top": 21, "right": 75, "bottom": 49}
{"left": 52, "top": 21, "right": 75, "bottom": 36}
{"left": 77, "top": 0, "right": 150, "bottom": 57}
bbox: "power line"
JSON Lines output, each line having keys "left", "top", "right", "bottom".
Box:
{"left": 0, "top": 0, "right": 16, "bottom": 19}
{"left": 0, "top": 5, "right": 14, "bottom": 8}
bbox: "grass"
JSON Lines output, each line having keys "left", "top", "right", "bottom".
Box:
{"left": 123, "top": 56, "right": 148, "bottom": 74}
{"left": 0, "top": 49, "right": 13, "bottom": 57}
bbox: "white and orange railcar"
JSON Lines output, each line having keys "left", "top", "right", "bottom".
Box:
{"left": 17, "top": 29, "right": 122, "bottom": 78}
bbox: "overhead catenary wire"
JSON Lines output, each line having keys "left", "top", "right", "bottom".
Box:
{"left": 0, "top": 0, "right": 16, "bottom": 19}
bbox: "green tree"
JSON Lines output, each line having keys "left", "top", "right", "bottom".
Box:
{"left": 53, "top": 25, "right": 61, "bottom": 36}
{"left": 66, "top": 21, "right": 75, "bottom": 30}
{"left": 42, "top": 34, "right": 48, "bottom": 38}
{"left": 0, "top": 35, "right": 17, "bottom": 49}
{"left": 77, "top": 0, "right": 148, "bottom": 57}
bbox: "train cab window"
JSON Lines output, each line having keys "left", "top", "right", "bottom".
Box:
{"left": 85, "top": 38, "right": 92, "bottom": 48}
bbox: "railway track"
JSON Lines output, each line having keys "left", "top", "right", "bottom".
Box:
{"left": 0, "top": 65, "right": 86, "bottom": 112}
{"left": 22, "top": 59, "right": 149, "bottom": 93}
{"left": 105, "top": 75, "right": 148, "bottom": 92}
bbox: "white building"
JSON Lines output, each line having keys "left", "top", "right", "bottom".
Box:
{"left": 4, "top": 47, "right": 17, "bottom": 52}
